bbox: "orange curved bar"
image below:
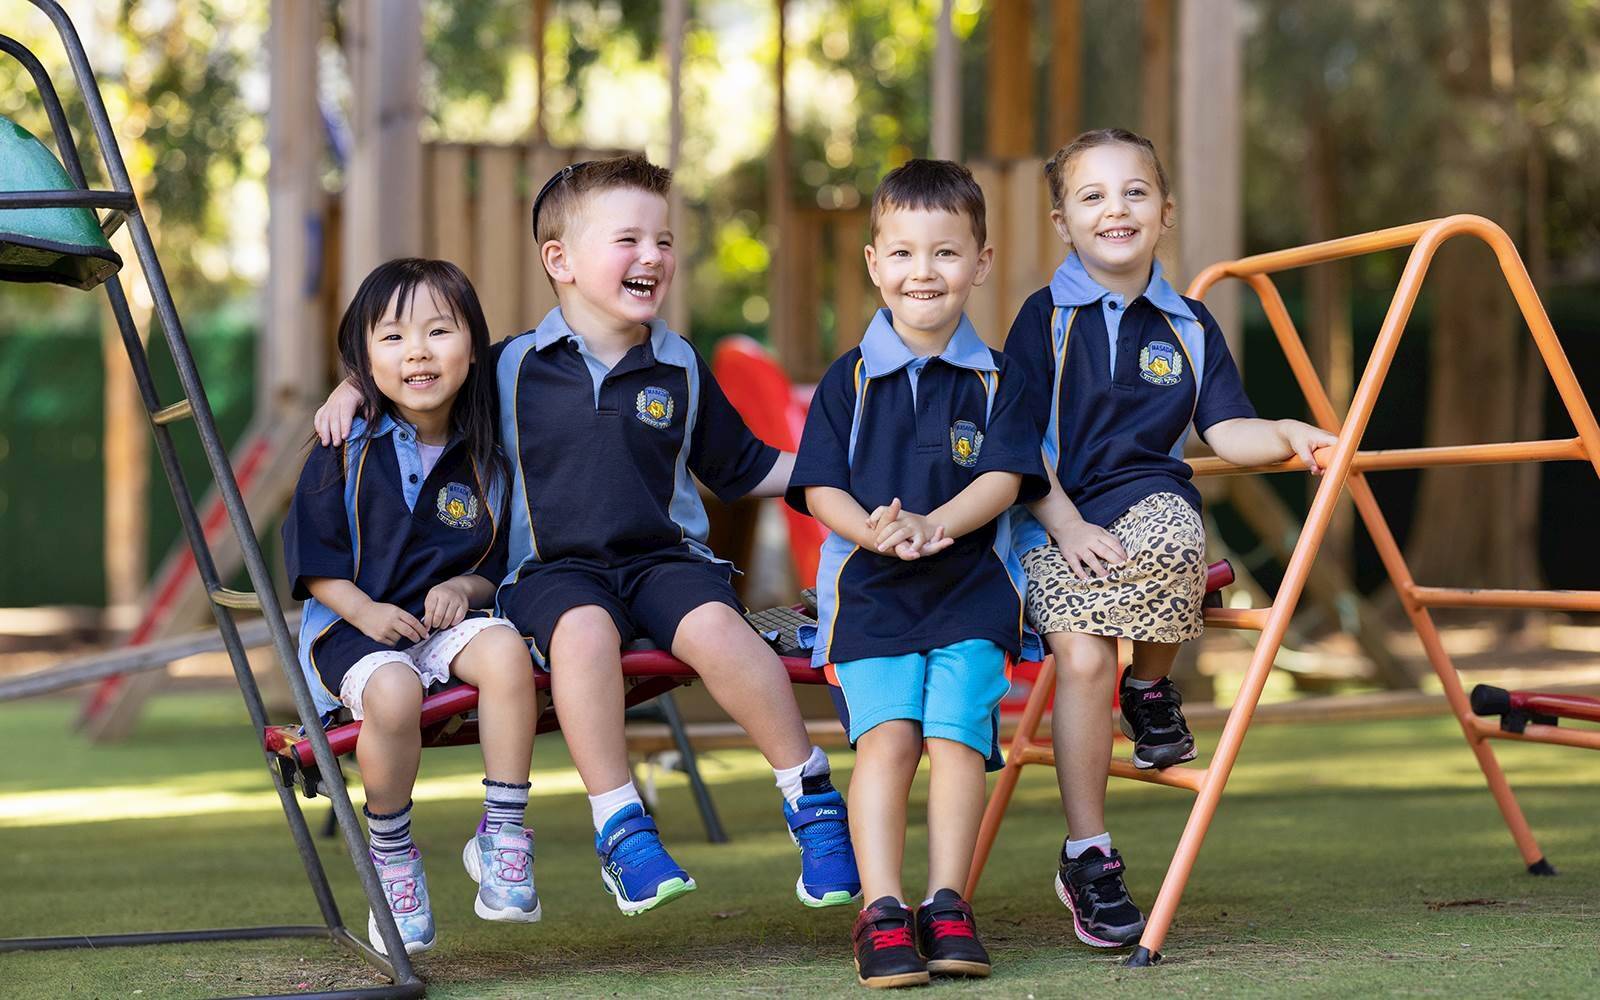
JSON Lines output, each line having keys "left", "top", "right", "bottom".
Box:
{"left": 1188, "top": 438, "right": 1587, "bottom": 478}
{"left": 1125, "top": 215, "right": 1599, "bottom": 962}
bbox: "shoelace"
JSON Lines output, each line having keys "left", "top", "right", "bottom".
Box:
{"left": 869, "top": 926, "right": 915, "bottom": 949}
{"left": 384, "top": 877, "right": 420, "bottom": 914}
{"left": 928, "top": 916, "right": 976, "bottom": 939}
{"left": 1129, "top": 689, "right": 1184, "bottom": 732}
{"left": 1081, "top": 869, "right": 1128, "bottom": 911}
{"left": 492, "top": 847, "right": 530, "bottom": 883}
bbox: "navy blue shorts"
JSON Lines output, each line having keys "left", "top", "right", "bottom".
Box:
{"left": 497, "top": 550, "right": 743, "bottom": 666}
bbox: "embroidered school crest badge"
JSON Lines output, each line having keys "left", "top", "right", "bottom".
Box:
{"left": 1139, "top": 341, "right": 1184, "bottom": 385}
{"left": 950, "top": 419, "right": 983, "bottom": 468}
{"left": 435, "top": 482, "right": 481, "bottom": 530}
{"left": 635, "top": 386, "right": 675, "bottom": 429}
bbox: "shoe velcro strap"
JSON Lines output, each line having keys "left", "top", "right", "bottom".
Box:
{"left": 598, "top": 814, "right": 659, "bottom": 861}
{"left": 1066, "top": 853, "right": 1125, "bottom": 888}
{"left": 786, "top": 802, "right": 847, "bottom": 831}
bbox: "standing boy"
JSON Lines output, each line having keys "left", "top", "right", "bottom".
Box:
{"left": 788, "top": 159, "right": 1046, "bottom": 987}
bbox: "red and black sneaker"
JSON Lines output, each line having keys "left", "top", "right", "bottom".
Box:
{"left": 852, "top": 896, "right": 929, "bottom": 989}
{"left": 1055, "top": 845, "right": 1146, "bottom": 948}
{"left": 915, "top": 888, "right": 991, "bottom": 978}
{"left": 1118, "top": 667, "right": 1197, "bottom": 769}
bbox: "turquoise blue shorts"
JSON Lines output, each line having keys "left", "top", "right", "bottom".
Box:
{"left": 832, "top": 639, "right": 1010, "bottom": 756}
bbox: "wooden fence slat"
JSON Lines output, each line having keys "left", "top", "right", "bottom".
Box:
{"left": 428, "top": 144, "right": 474, "bottom": 276}
{"left": 474, "top": 146, "right": 522, "bottom": 340}
{"left": 1004, "top": 158, "right": 1052, "bottom": 343}
{"left": 967, "top": 162, "right": 1006, "bottom": 344}
{"left": 521, "top": 144, "right": 570, "bottom": 332}
{"left": 831, "top": 209, "right": 869, "bottom": 357}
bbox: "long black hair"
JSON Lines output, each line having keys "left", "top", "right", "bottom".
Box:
{"left": 335, "top": 258, "right": 504, "bottom": 490}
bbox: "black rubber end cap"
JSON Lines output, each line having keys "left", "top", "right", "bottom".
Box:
{"left": 1124, "top": 946, "right": 1162, "bottom": 967}
{"left": 1528, "top": 857, "right": 1558, "bottom": 876}
{"left": 1470, "top": 684, "right": 1510, "bottom": 717}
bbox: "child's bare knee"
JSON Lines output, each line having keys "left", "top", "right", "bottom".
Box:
{"left": 361, "top": 664, "right": 422, "bottom": 724}
{"left": 676, "top": 601, "right": 745, "bottom": 641}
{"left": 1054, "top": 638, "right": 1114, "bottom": 687}
{"left": 551, "top": 605, "right": 620, "bottom": 651}
{"left": 858, "top": 719, "right": 922, "bottom": 760}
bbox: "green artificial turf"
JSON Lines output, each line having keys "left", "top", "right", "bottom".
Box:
{"left": 1, "top": 692, "right": 1596, "bottom": 997}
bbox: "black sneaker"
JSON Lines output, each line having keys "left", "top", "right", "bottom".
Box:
{"left": 915, "top": 888, "right": 991, "bottom": 978}
{"left": 1118, "top": 667, "right": 1197, "bottom": 769}
{"left": 852, "top": 896, "right": 929, "bottom": 989}
{"left": 1054, "top": 845, "right": 1146, "bottom": 948}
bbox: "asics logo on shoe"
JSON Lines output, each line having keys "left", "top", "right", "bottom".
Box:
{"left": 813, "top": 808, "right": 840, "bottom": 817}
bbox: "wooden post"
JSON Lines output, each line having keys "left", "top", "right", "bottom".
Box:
{"left": 530, "top": 0, "right": 548, "bottom": 144}
{"left": 1048, "top": 0, "right": 1081, "bottom": 148}
{"left": 1140, "top": 0, "right": 1174, "bottom": 162}
{"left": 930, "top": 0, "right": 960, "bottom": 160}
{"left": 266, "top": 0, "right": 326, "bottom": 412}
{"left": 1176, "top": 0, "right": 1242, "bottom": 355}
{"left": 341, "top": 0, "right": 423, "bottom": 305}
{"left": 102, "top": 303, "right": 147, "bottom": 619}
{"left": 986, "top": 0, "right": 1033, "bottom": 160}
{"left": 768, "top": 0, "right": 796, "bottom": 369}
{"left": 663, "top": 0, "right": 690, "bottom": 335}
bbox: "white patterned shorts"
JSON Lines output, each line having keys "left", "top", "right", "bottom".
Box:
{"left": 339, "top": 616, "right": 517, "bottom": 720}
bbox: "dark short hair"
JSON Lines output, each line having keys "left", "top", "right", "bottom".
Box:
{"left": 532, "top": 153, "right": 673, "bottom": 247}
{"left": 1044, "top": 128, "right": 1172, "bottom": 213}
{"left": 335, "top": 257, "right": 502, "bottom": 489}
{"left": 869, "top": 158, "right": 987, "bottom": 246}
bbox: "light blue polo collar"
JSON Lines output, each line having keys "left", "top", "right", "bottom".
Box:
{"left": 351, "top": 411, "right": 461, "bottom": 450}
{"left": 530, "top": 306, "right": 689, "bottom": 370}
{"left": 859, "top": 308, "right": 996, "bottom": 378}
{"left": 1048, "top": 253, "right": 1196, "bottom": 322}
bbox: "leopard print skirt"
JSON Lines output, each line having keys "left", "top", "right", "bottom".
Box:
{"left": 1021, "top": 492, "right": 1206, "bottom": 644}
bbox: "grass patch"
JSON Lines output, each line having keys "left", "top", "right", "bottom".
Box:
{"left": 1, "top": 693, "right": 1597, "bottom": 997}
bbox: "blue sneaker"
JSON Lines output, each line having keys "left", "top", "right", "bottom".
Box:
{"left": 594, "top": 804, "right": 697, "bottom": 915}
{"left": 784, "top": 772, "right": 861, "bottom": 907}
{"left": 366, "top": 848, "right": 436, "bottom": 956}
{"left": 463, "top": 821, "right": 541, "bottom": 923}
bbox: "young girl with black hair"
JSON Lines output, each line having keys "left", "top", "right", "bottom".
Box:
{"left": 283, "top": 258, "right": 540, "bottom": 955}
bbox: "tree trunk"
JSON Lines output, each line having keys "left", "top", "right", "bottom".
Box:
{"left": 1302, "top": 94, "right": 1353, "bottom": 581}
{"left": 1405, "top": 4, "right": 1532, "bottom": 601}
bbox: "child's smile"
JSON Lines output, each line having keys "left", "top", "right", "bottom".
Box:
{"left": 866, "top": 207, "right": 992, "bottom": 351}
{"left": 1052, "top": 143, "right": 1170, "bottom": 295}
{"left": 368, "top": 283, "right": 472, "bottom": 441}
{"left": 550, "top": 187, "right": 676, "bottom": 337}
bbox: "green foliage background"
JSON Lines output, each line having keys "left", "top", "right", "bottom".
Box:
{"left": 2, "top": 0, "right": 1599, "bottom": 604}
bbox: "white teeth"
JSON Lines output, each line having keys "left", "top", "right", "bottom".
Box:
{"left": 1101, "top": 229, "right": 1135, "bottom": 239}
{"left": 404, "top": 374, "right": 436, "bottom": 385}
{"left": 622, "top": 277, "right": 657, "bottom": 298}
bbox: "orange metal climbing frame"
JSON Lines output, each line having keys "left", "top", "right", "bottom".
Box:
{"left": 964, "top": 215, "right": 1600, "bottom": 966}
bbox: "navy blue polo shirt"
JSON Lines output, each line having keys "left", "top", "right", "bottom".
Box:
{"left": 282, "top": 414, "right": 508, "bottom": 713}
{"left": 787, "top": 309, "right": 1047, "bottom": 666}
{"left": 1005, "top": 254, "right": 1255, "bottom": 552}
{"left": 492, "top": 307, "right": 779, "bottom": 579}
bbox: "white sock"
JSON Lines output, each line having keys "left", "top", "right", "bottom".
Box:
{"left": 588, "top": 781, "right": 643, "bottom": 833}
{"left": 774, "top": 745, "right": 829, "bottom": 807}
{"left": 1125, "top": 675, "right": 1160, "bottom": 690}
{"left": 1065, "top": 832, "right": 1113, "bottom": 859}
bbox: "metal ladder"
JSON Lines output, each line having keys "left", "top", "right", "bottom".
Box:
{"left": 0, "top": 2, "right": 423, "bottom": 995}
